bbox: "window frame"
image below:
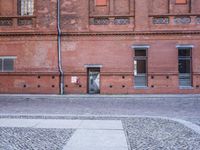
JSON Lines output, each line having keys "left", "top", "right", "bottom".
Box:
{"left": 132, "top": 45, "right": 150, "bottom": 88}
{"left": 177, "top": 45, "right": 193, "bottom": 88}
{"left": 17, "top": 0, "right": 35, "bottom": 16}
{"left": 0, "top": 57, "right": 16, "bottom": 72}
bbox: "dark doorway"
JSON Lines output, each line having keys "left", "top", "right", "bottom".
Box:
{"left": 88, "top": 68, "right": 100, "bottom": 94}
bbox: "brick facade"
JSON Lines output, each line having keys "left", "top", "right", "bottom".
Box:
{"left": 0, "top": 0, "right": 200, "bottom": 94}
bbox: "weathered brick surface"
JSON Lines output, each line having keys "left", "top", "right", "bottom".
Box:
{"left": 0, "top": 0, "right": 200, "bottom": 94}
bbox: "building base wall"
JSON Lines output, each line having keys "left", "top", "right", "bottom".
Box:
{"left": 0, "top": 74, "right": 200, "bottom": 94}
{"left": 0, "top": 74, "right": 59, "bottom": 94}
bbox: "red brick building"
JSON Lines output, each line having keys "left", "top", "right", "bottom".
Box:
{"left": 0, "top": 0, "right": 200, "bottom": 94}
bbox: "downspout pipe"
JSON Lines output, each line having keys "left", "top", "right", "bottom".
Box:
{"left": 57, "top": 0, "right": 64, "bottom": 95}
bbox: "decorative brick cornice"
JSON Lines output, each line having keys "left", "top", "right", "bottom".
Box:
{"left": 62, "top": 30, "right": 200, "bottom": 36}
{"left": 0, "top": 30, "right": 200, "bottom": 37}
{"left": 0, "top": 31, "right": 57, "bottom": 36}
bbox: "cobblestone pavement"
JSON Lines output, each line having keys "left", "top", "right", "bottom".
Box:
{"left": 0, "top": 95, "right": 200, "bottom": 125}
{"left": 0, "top": 117, "right": 200, "bottom": 150}
{"left": 0, "top": 128, "right": 74, "bottom": 150}
{"left": 123, "top": 118, "right": 200, "bottom": 150}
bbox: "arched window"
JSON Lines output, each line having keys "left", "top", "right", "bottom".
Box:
{"left": 17, "top": 0, "right": 34, "bottom": 16}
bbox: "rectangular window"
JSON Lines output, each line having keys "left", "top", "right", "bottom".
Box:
{"left": 178, "top": 48, "right": 192, "bottom": 87}
{"left": 18, "top": 0, "right": 34, "bottom": 16}
{"left": 134, "top": 49, "right": 147, "bottom": 87}
{"left": 0, "top": 59, "right": 2, "bottom": 71}
{"left": 0, "top": 57, "right": 15, "bottom": 72}
{"left": 176, "top": 0, "right": 187, "bottom": 4}
{"left": 95, "top": 0, "right": 107, "bottom": 6}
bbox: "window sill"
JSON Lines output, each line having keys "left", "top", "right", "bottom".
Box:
{"left": 134, "top": 86, "right": 148, "bottom": 89}
{"left": 179, "top": 86, "right": 194, "bottom": 89}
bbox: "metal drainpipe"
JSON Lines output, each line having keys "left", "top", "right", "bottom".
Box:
{"left": 57, "top": 0, "right": 64, "bottom": 95}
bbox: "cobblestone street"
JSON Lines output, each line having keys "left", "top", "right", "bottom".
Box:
{"left": 0, "top": 94, "right": 200, "bottom": 150}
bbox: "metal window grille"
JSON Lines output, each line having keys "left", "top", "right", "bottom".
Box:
{"left": 18, "top": 0, "right": 34, "bottom": 16}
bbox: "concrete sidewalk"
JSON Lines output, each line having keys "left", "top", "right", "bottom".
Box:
{"left": 0, "top": 119, "right": 128, "bottom": 150}
{"left": 1, "top": 117, "right": 200, "bottom": 150}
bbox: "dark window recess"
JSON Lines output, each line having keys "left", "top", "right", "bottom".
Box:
{"left": 135, "top": 50, "right": 146, "bottom": 57}
{"left": 134, "top": 49, "right": 147, "bottom": 87}
{"left": 179, "top": 49, "right": 191, "bottom": 57}
{"left": 179, "top": 60, "right": 191, "bottom": 73}
{"left": 0, "top": 59, "right": 2, "bottom": 71}
{"left": 0, "top": 58, "right": 14, "bottom": 72}
{"left": 178, "top": 48, "right": 192, "bottom": 87}
{"left": 136, "top": 60, "right": 146, "bottom": 74}
{"left": 3, "top": 59, "right": 14, "bottom": 71}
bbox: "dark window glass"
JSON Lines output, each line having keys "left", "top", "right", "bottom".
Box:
{"left": 178, "top": 48, "right": 192, "bottom": 86}
{"left": 3, "top": 59, "right": 14, "bottom": 71}
{"left": 134, "top": 49, "right": 147, "bottom": 87}
{"left": 0, "top": 59, "right": 2, "bottom": 71}
{"left": 135, "top": 50, "right": 146, "bottom": 57}
{"left": 136, "top": 60, "right": 146, "bottom": 74}
{"left": 179, "top": 60, "right": 190, "bottom": 73}
{"left": 178, "top": 49, "right": 191, "bottom": 57}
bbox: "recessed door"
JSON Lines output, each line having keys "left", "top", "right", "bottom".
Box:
{"left": 88, "top": 68, "right": 100, "bottom": 94}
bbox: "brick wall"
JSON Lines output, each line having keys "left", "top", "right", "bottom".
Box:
{"left": 0, "top": 0, "right": 200, "bottom": 94}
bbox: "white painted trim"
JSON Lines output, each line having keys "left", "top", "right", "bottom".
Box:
{"left": 0, "top": 56, "right": 17, "bottom": 59}
{"left": 176, "top": 44, "right": 194, "bottom": 49}
{"left": 131, "top": 45, "right": 150, "bottom": 49}
{"left": 84, "top": 64, "right": 103, "bottom": 68}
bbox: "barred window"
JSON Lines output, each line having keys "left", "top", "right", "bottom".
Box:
{"left": 0, "top": 57, "right": 15, "bottom": 72}
{"left": 18, "top": 0, "right": 34, "bottom": 16}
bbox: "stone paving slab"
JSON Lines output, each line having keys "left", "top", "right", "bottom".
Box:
{"left": 0, "top": 119, "right": 127, "bottom": 150}
{"left": 63, "top": 129, "right": 128, "bottom": 150}
{"left": 0, "top": 119, "right": 123, "bottom": 130}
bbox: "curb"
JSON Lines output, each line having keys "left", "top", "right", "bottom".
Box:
{"left": 0, "top": 114, "right": 200, "bottom": 135}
